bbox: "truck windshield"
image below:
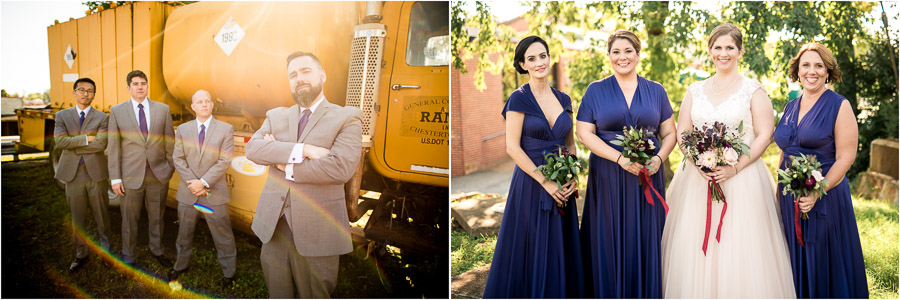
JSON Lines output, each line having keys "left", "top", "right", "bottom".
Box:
{"left": 406, "top": 2, "right": 449, "bottom": 67}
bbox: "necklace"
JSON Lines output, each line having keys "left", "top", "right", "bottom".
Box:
{"left": 709, "top": 75, "right": 741, "bottom": 98}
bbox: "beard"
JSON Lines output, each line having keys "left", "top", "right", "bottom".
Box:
{"left": 291, "top": 82, "right": 323, "bottom": 108}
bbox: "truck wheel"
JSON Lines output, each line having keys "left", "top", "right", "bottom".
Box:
{"left": 48, "top": 139, "right": 65, "bottom": 190}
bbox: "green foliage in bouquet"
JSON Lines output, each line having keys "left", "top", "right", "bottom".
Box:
{"left": 610, "top": 126, "right": 658, "bottom": 172}
{"left": 534, "top": 147, "right": 583, "bottom": 190}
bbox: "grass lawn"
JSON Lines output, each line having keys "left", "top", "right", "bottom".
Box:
{"left": 1, "top": 160, "right": 447, "bottom": 298}
{"left": 450, "top": 230, "right": 496, "bottom": 276}
{"left": 854, "top": 198, "right": 899, "bottom": 299}
{"left": 452, "top": 183, "right": 898, "bottom": 299}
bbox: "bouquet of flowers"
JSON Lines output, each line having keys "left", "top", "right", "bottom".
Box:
{"left": 679, "top": 121, "right": 750, "bottom": 255}
{"left": 611, "top": 126, "right": 668, "bottom": 213}
{"left": 535, "top": 147, "right": 583, "bottom": 213}
{"left": 777, "top": 153, "right": 829, "bottom": 247}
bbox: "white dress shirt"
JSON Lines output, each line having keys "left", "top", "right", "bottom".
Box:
{"left": 284, "top": 97, "right": 325, "bottom": 181}
{"left": 75, "top": 105, "right": 92, "bottom": 145}
{"left": 112, "top": 98, "right": 152, "bottom": 186}
{"left": 131, "top": 97, "right": 152, "bottom": 130}
{"left": 196, "top": 116, "right": 214, "bottom": 188}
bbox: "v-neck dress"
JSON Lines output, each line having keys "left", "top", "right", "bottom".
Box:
{"left": 576, "top": 75, "right": 672, "bottom": 298}
{"left": 774, "top": 89, "right": 868, "bottom": 298}
{"left": 483, "top": 83, "right": 584, "bottom": 298}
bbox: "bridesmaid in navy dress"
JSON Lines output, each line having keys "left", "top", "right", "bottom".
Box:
{"left": 575, "top": 30, "right": 676, "bottom": 298}
{"left": 483, "top": 36, "right": 584, "bottom": 298}
{"left": 775, "top": 42, "right": 868, "bottom": 298}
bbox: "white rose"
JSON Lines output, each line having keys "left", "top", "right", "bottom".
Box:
{"left": 723, "top": 147, "right": 740, "bottom": 165}
{"left": 648, "top": 139, "right": 656, "bottom": 150}
{"left": 811, "top": 170, "right": 824, "bottom": 182}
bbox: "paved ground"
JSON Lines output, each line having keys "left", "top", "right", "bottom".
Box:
{"left": 450, "top": 158, "right": 516, "bottom": 198}
{"left": 450, "top": 157, "right": 586, "bottom": 298}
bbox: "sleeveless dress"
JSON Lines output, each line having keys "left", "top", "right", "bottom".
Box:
{"left": 482, "top": 83, "right": 584, "bottom": 298}
{"left": 660, "top": 77, "right": 796, "bottom": 298}
{"left": 774, "top": 89, "right": 868, "bottom": 298}
{"left": 576, "top": 75, "right": 671, "bottom": 298}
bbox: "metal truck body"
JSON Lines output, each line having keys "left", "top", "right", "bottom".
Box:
{"left": 18, "top": 1, "right": 449, "bottom": 254}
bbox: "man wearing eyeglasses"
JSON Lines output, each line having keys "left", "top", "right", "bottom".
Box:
{"left": 54, "top": 77, "right": 112, "bottom": 271}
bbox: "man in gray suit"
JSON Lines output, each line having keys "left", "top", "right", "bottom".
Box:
{"left": 54, "top": 77, "right": 111, "bottom": 271}
{"left": 169, "top": 89, "right": 237, "bottom": 286}
{"left": 107, "top": 70, "right": 175, "bottom": 266}
{"left": 246, "top": 51, "right": 362, "bottom": 298}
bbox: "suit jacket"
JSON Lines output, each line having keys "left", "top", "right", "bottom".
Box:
{"left": 173, "top": 118, "right": 234, "bottom": 206}
{"left": 246, "top": 99, "right": 362, "bottom": 257}
{"left": 107, "top": 99, "right": 175, "bottom": 189}
{"left": 54, "top": 107, "right": 109, "bottom": 182}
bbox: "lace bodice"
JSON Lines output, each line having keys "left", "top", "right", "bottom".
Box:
{"left": 689, "top": 76, "right": 763, "bottom": 144}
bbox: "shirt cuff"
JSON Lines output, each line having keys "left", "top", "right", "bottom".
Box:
{"left": 288, "top": 143, "right": 305, "bottom": 164}
{"left": 111, "top": 179, "right": 122, "bottom": 185}
{"left": 200, "top": 178, "right": 209, "bottom": 188}
{"left": 84, "top": 135, "right": 90, "bottom": 146}
{"left": 284, "top": 163, "right": 295, "bottom": 181}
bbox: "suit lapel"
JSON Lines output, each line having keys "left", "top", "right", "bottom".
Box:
{"left": 64, "top": 109, "right": 80, "bottom": 135}
{"left": 80, "top": 108, "right": 97, "bottom": 133}
{"left": 287, "top": 105, "right": 299, "bottom": 143}
{"left": 149, "top": 100, "right": 165, "bottom": 140}
{"left": 299, "top": 100, "right": 330, "bottom": 142}
{"left": 123, "top": 100, "right": 144, "bottom": 144}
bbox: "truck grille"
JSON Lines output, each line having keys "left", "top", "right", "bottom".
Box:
{"left": 345, "top": 24, "right": 386, "bottom": 147}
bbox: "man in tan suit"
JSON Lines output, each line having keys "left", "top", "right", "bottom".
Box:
{"left": 54, "top": 77, "right": 111, "bottom": 271}
{"left": 246, "top": 51, "right": 362, "bottom": 298}
{"left": 107, "top": 70, "right": 175, "bottom": 266}
{"left": 169, "top": 89, "right": 237, "bottom": 286}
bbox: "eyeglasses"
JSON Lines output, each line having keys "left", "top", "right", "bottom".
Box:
{"left": 75, "top": 88, "right": 95, "bottom": 94}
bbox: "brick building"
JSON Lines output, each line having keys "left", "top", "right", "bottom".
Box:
{"left": 451, "top": 16, "right": 586, "bottom": 176}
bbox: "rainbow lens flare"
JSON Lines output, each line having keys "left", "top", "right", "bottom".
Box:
{"left": 168, "top": 280, "right": 183, "bottom": 291}
{"left": 193, "top": 203, "right": 214, "bottom": 214}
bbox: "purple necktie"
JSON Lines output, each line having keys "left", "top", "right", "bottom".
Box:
{"left": 138, "top": 103, "right": 148, "bottom": 140}
{"left": 199, "top": 124, "right": 206, "bottom": 146}
{"left": 297, "top": 109, "right": 311, "bottom": 140}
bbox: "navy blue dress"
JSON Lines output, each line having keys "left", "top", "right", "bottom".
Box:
{"left": 774, "top": 90, "right": 868, "bottom": 298}
{"left": 576, "top": 76, "right": 671, "bottom": 298}
{"left": 483, "top": 83, "right": 584, "bottom": 298}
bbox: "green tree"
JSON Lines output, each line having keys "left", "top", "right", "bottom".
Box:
{"left": 452, "top": 1, "right": 899, "bottom": 179}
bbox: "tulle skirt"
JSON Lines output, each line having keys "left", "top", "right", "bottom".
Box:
{"left": 661, "top": 159, "right": 796, "bottom": 298}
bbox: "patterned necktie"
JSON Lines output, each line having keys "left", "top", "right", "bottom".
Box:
{"left": 199, "top": 124, "right": 206, "bottom": 146}
{"left": 138, "top": 103, "right": 148, "bottom": 140}
{"left": 297, "top": 109, "right": 311, "bottom": 140}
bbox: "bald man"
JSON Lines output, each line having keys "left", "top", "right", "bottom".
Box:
{"left": 169, "top": 90, "right": 237, "bottom": 286}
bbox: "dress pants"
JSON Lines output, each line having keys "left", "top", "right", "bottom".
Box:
{"left": 66, "top": 162, "right": 111, "bottom": 258}
{"left": 174, "top": 202, "right": 237, "bottom": 278}
{"left": 261, "top": 217, "right": 339, "bottom": 298}
{"left": 120, "top": 164, "right": 167, "bottom": 263}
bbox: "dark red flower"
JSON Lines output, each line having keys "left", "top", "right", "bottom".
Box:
{"left": 805, "top": 176, "right": 816, "bottom": 188}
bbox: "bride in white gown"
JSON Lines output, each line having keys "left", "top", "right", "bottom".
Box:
{"left": 661, "top": 23, "right": 795, "bottom": 298}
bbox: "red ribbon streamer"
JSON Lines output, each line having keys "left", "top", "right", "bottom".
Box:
{"left": 702, "top": 179, "right": 728, "bottom": 256}
{"left": 639, "top": 168, "right": 669, "bottom": 214}
{"left": 794, "top": 200, "right": 805, "bottom": 247}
